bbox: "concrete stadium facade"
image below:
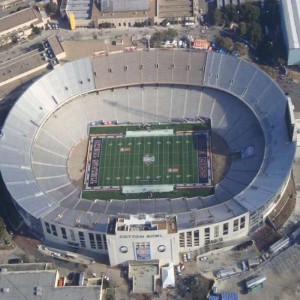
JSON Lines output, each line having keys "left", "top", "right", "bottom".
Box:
{"left": 0, "top": 49, "right": 296, "bottom": 266}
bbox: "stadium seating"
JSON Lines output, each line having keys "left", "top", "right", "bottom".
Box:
{"left": 0, "top": 49, "right": 296, "bottom": 229}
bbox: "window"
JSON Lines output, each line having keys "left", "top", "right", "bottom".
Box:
{"left": 158, "top": 245, "right": 166, "bottom": 252}
{"left": 89, "top": 233, "right": 96, "bottom": 249}
{"left": 61, "top": 227, "right": 67, "bottom": 239}
{"left": 96, "top": 234, "right": 103, "bottom": 249}
{"left": 186, "top": 231, "right": 192, "bottom": 247}
{"left": 240, "top": 216, "right": 246, "bottom": 229}
{"left": 78, "top": 231, "right": 86, "bottom": 248}
{"left": 223, "top": 223, "right": 229, "bottom": 235}
{"left": 103, "top": 235, "right": 107, "bottom": 249}
{"left": 70, "top": 229, "right": 76, "bottom": 241}
{"left": 51, "top": 224, "right": 57, "bottom": 236}
{"left": 194, "top": 230, "right": 199, "bottom": 246}
{"left": 233, "top": 219, "right": 239, "bottom": 232}
{"left": 214, "top": 225, "right": 219, "bottom": 238}
{"left": 204, "top": 227, "right": 210, "bottom": 244}
{"left": 179, "top": 232, "right": 185, "bottom": 248}
{"left": 120, "top": 246, "right": 128, "bottom": 253}
{"left": 45, "top": 222, "right": 51, "bottom": 234}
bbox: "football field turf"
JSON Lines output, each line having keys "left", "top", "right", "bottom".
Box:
{"left": 96, "top": 135, "right": 200, "bottom": 187}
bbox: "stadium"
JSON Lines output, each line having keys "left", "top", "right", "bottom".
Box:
{"left": 0, "top": 49, "right": 296, "bottom": 267}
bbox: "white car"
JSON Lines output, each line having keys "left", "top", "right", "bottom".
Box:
{"left": 183, "top": 253, "right": 187, "bottom": 262}
{"left": 200, "top": 256, "right": 208, "bottom": 261}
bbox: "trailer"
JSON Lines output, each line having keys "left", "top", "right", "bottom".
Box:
{"left": 248, "top": 257, "right": 260, "bottom": 269}
{"left": 65, "top": 252, "right": 78, "bottom": 259}
{"left": 290, "top": 227, "right": 300, "bottom": 241}
{"left": 269, "top": 237, "right": 289, "bottom": 254}
{"left": 216, "top": 267, "right": 236, "bottom": 278}
{"left": 246, "top": 274, "right": 266, "bottom": 293}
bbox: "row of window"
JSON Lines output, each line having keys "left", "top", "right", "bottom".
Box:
{"left": 44, "top": 222, "right": 107, "bottom": 250}
{"left": 179, "top": 216, "right": 246, "bottom": 248}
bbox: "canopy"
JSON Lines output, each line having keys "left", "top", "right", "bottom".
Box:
{"left": 162, "top": 263, "right": 175, "bottom": 289}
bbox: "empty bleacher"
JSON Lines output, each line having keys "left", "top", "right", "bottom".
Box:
{"left": 0, "top": 49, "right": 295, "bottom": 228}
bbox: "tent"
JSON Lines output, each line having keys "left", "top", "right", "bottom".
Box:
{"left": 162, "top": 263, "right": 175, "bottom": 289}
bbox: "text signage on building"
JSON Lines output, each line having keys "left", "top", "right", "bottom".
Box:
{"left": 119, "top": 234, "right": 163, "bottom": 239}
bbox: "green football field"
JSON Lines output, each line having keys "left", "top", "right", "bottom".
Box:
{"left": 96, "top": 135, "right": 200, "bottom": 186}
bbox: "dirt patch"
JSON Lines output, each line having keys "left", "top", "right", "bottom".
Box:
{"left": 167, "top": 273, "right": 214, "bottom": 300}
{"left": 252, "top": 224, "right": 282, "bottom": 252}
{"left": 211, "top": 131, "right": 231, "bottom": 185}
{"left": 67, "top": 137, "right": 88, "bottom": 188}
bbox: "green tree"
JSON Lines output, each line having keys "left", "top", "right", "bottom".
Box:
{"left": 234, "top": 42, "right": 248, "bottom": 57}
{"left": 212, "top": 9, "right": 223, "bottom": 26}
{"left": 215, "top": 36, "right": 234, "bottom": 51}
{"left": 238, "top": 21, "right": 247, "bottom": 36}
{"left": 164, "top": 28, "right": 178, "bottom": 41}
{"left": 247, "top": 22, "right": 263, "bottom": 47}
{"left": 151, "top": 31, "right": 163, "bottom": 47}
{"left": 32, "top": 26, "right": 41, "bottom": 35}
{"left": 263, "top": 0, "right": 279, "bottom": 29}
{"left": 0, "top": 218, "right": 6, "bottom": 237}
{"left": 223, "top": 37, "right": 234, "bottom": 51}
{"left": 239, "top": 2, "right": 260, "bottom": 23}
{"left": 223, "top": 4, "right": 238, "bottom": 23}
{"left": 45, "top": 2, "right": 58, "bottom": 14}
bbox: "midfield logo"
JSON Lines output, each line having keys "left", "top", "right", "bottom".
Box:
{"left": 143, "top": 154, "right": 155, "bottom": 166}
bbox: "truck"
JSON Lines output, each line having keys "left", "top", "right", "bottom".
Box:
{"left": 65, "top": 252, "right": 79, "bottom": 259}
{"left": 246, "top": 274, "right": 266, "bottom": 293}
{"left": 216, "top": 267, "right": 236, "bottom": 279}
{"left": 269, "top": 237, "right": 289, "bottom": 254}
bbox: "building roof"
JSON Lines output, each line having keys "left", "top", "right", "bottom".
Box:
{"left": 128, "top": 261, "right": 159, "bottom": 294}
{"left": 0, "top": 269, "right": 102, "bottom": 300}
{"left": 66, "top": 0, "right": 93, "bottom": 20}
{"left": 100, "top": 0, "right": 149, "bottom": 13}
{"left": 281, "top": 0, "right": 300, "bottom": 49}
{"left": 0, "top": 7, "right": 41, "bottom": 34}
{"left": 158, "top": 0, "right": 193, "bottom": 18}
{"left": 94, "top": 0, "right": 155, "bottom": 21}
{"left": 0, "top": 49, "right": 47, "bottom": 87}
{"left": 46, "top": 35, "right": 65, "bottom": 57}
{"left": 161, "top": 263, "right": 175, "bottom": 288}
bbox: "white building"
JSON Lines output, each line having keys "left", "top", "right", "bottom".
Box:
{"left": 280, "top": 0, "right": 300, "bottom": 65}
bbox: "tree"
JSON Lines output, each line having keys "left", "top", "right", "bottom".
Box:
{"left": 32, "top": 26, "right": 41, "bottom": 35}
{"left": 164, "top": 28, "right": 178, "bottom": 41}
{"left": 223, "top": 4, "right": 238, "bottom": 23}
{"left": 151, "top": 31, "right": 163, "bottom": 47}
{"left": 215, "top": 36, "right": 234, "bottom": 51}
{"left": 238, "top": 21, "right": 247, "bottom": 36}
{"left": 247, "top": 22, "right": 263, "bottom": 47}
{"left": 45, "top": 2, "right": 58, "bottom": 15}
{"left": 263, "top": 0, "right": 279, "bottom": 30}
{"left": 212, "top": 9, "right": 223, "bottom": 26}
{"left": 222, "top": 37, "right": 234, "bottom": 51}
{"left": 239, "top": 2, "right": 260, "bottom": 23}
{"left": 234, "top": 42, "right": 248, "bottom": 57}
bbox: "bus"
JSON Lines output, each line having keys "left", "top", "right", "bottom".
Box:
{"left": 246, "top": 274, "right": 266, "bottom": 293}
